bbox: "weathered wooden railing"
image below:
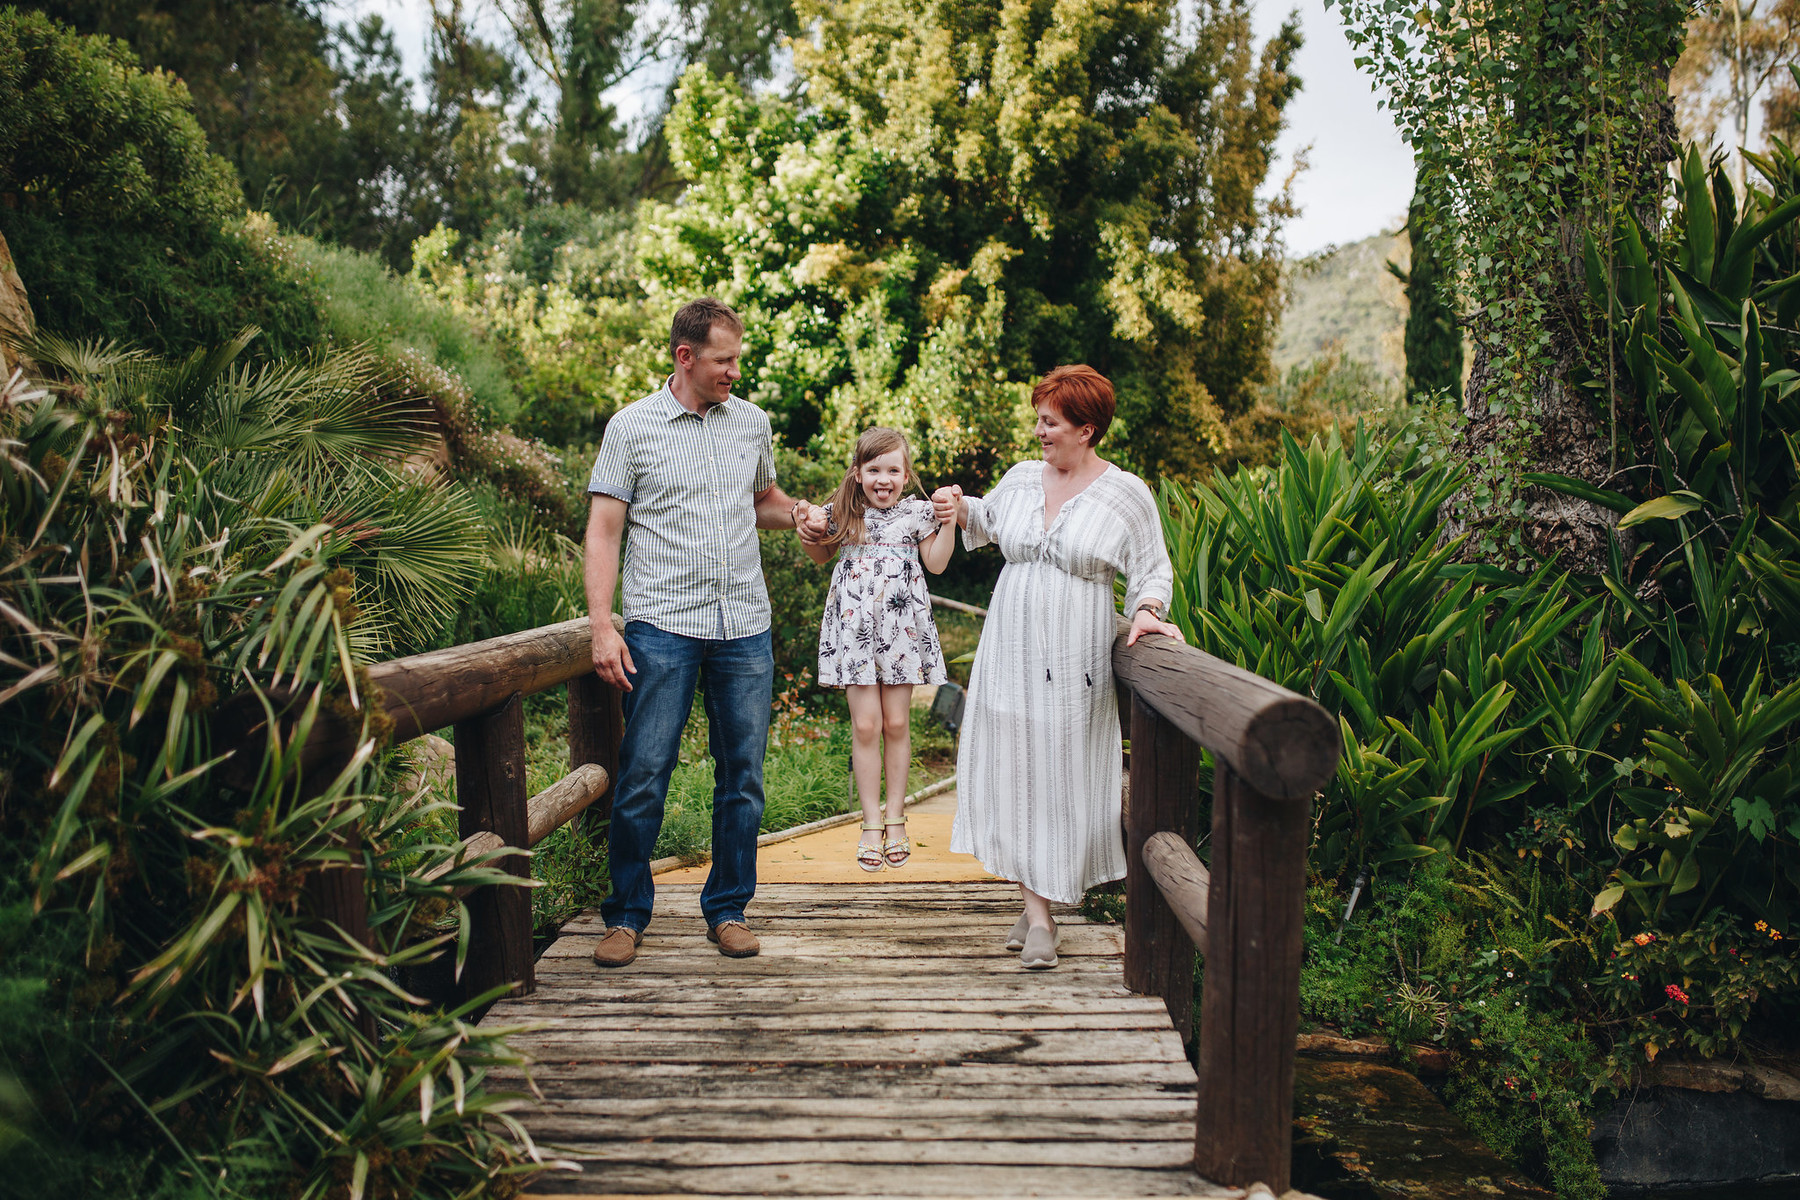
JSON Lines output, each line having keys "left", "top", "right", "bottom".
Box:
{"left": 1113, "top": 619, "right": 1340, "bottom": 1193}
{"left": 221, "top": 615, "right": 626, "bottom": 1003}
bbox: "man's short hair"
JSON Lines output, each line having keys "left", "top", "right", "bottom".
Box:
{"left": 670, "top": 297, "right": 744, "bottom": 356}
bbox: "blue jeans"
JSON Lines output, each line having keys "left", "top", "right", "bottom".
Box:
{"left": 601, "top": 621, "right": 773, "bottom": 933}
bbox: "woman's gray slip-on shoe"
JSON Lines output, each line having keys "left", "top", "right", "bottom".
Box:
{"left": 1019, "top": 922, "right": 1060, "bottom": 970}
{"left": 1004, "top": 913, "right": 1030, "bottom": 952}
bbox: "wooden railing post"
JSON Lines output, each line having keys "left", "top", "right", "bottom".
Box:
{"left": 1123, "top": 693, "right": 1203, "bottom": 1040}
{"left": 1192, "top": 760, "right": 1311, "bottom": 1193}
{"left": 567, "top": 671, "right": 622, "bottom": 836}
{"left": 455, "top": 691, "right": 534, "bottom": 1000}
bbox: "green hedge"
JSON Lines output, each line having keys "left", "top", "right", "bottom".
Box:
{"left": 0, "top": 9, "right": 320, "bottom": 357}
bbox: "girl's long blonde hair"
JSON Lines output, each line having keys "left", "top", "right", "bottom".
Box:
{"left": 822, "top": 427, "right": 919, "bottom": 549}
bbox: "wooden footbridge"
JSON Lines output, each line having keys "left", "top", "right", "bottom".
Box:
{"left": 265, "top": 612, "right": 1341, "bottom": 1197}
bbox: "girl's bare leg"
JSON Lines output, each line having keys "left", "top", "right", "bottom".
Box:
{"left": 878, "top": 684, "right": 913, "bottom": 824}
{"left": 845, "top": 685, "right": 884, "bottom": 857}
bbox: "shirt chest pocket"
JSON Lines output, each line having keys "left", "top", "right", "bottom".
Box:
{"left": 715, "top": 433, "right": 760, "bottom": 490}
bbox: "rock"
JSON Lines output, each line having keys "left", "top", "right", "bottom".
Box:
{"left": 0, "top": 228, "right": 35, "bottom": 376}
{"left": 1293, "top": 1058, "right": 1555, "bottom": 1199}
{"left": 1296, "top": 1031, "right": 1391, "bottom": 1058}
{"left": 1641, "top": 1058, "right": 1800, "bottom": 1102}
{"left": 396, "top": 733, "right": 456, "bottom": 797}
{"left": 1410, "top": 1045, "right": 1454, "bottom": 1075}
{"left": 1594, "top": 1085, "right": 1800, "bottom": 1192}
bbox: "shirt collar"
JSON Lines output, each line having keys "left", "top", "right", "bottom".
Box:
{"left": 660, "top": 375, "right": 736, "bottom": 420}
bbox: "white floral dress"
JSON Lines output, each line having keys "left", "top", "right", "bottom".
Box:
{"left": 817, "top": 498, "right": 949, "bottom": 687}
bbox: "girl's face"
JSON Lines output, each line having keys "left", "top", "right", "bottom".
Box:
{"left": 1035, "top": 403, "right": 1094, "bottom": 468}
{"left": 858, "top": 448, "right": 908, "bottom": 509}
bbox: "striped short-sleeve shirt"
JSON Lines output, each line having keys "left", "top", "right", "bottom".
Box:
{"left": 588, "top": 380, "right": 778, "bottom": 640}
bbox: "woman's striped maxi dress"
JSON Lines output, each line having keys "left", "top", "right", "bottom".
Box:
{"left": 949, "top": 460, "right": 1174, "bottom": 905}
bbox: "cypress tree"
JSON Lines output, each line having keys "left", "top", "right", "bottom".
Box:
{"left": 1397, "top": 166, "right": 1463, "bottom": 402}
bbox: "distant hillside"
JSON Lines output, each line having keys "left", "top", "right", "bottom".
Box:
{"left": 1274, "top": 228, "right": 1409, "bottom": 379}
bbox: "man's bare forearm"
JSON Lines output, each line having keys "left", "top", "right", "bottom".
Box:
{"left": 753, "top": 483, "right": 799, "bottom": 529}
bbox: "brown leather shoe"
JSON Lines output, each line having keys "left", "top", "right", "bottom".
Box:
{"left": 591, "top": 926, "right": 642, "bottom": 967}
{"left": 707, "top": 920, "right": 760, "bottom": 958}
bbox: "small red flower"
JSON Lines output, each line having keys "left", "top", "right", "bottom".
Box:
{"left": 1665, "top": 984, "right": 1690, "bottom": 1006}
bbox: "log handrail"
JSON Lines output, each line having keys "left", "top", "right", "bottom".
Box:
{"left": 1114, "top": 621, "right": 1338, "bottom": 1193}
{"left": 1112, "top": 615, "right": 1339, "bottom": 799}
{"left": 225, "top": 615, "right": 628, "bottom": 1005}
{"left": 425, "top": 762, "right": 611, "bottom": 897}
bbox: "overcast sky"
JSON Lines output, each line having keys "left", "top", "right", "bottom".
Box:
{"left": 340, "top": 0, "right": 1413, "bottom": 256}
{"left": 1251, "top": 2, "right": 1414, "bottom": 255}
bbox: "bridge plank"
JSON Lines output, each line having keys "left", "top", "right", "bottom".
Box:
{"left": 528, "top": 1163, "right": 1233, "bottom": 1197}
{"left": 486, "top": 882, "right": 1216, "bottom": 1197}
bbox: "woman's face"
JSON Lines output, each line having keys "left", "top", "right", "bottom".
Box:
{"left": 1035, "top": 402, "right": 1095, "bottom": 468}
{"left": 858, "top": 448, "right": 908, "bottom": 509}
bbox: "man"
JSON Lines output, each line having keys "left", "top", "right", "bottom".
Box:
{"left": 584, "top": 297, "right": 811, "bottom": 966}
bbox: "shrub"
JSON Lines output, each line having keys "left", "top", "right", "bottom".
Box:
{"left": 296, "top": 232, "right": 519, "bottom": 423}
{"left": 384, "top": 348, "right": 586, "bottom": 538}
{"left": 761, "top": 446, "right": 840, "bottom": 681}
{"left": 0, "top": 10, "right": 321, "bottom": 357}
{"left": 0, "top": 348, "right": 532, "bottom": 1198}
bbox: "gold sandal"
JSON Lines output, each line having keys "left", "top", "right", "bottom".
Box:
{"left": 883, "top": 820, "right": 911, "bottom": 868}
{"left": 856, "top": 824, "right": 886, "bottom": 872}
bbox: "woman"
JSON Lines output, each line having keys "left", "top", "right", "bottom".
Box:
{"left": 933, "top": 365, "right": 1182, "bottom": 969}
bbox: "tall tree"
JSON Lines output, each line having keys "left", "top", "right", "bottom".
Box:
{"left": 1333, "top": 0, "right": 1692, "bottom": 571}
{"left": 424, "top": 0, "right": 545, "bottom": 242}
{"left": 498, "top": 0, "right": 799, "bottom": 205}
{"left": 1670, "top": 0, "right": 1800, "bottom": 191}
{"left": 25, "top": 0, "right": 339, "bottom": 214}
{"left": 649, "top": 0, "right": 1300, "bottom": 479}
{"left": 1390, "top": 167, "right": 1464, "bottom": 402}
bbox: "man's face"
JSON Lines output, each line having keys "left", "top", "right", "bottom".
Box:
{"left": 680, "top": 325, "right": 743, "bottom": 406}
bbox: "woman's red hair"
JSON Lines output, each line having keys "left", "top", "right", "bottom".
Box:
{"left": 1032, "top": 364, "right": 1115, "bottom": 447}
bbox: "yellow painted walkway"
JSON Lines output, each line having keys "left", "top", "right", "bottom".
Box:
{"left": 657, "top": 787, "right": 1001, "bottom": 885}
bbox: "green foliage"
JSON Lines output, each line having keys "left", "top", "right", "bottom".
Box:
{"left": 1304, "top": 861, "right": 1609, "bottom": 1200}
{"left": 650, "top": 702, "right": 853, "bottom": 862}
{"left": 296, "top": 232, "right": 519, "bottom": 423}
{"left": 1541, "top": 142, "right": 1800, "bottom": 930}
{"left": 761, "top": 446, "right": 840, "bottom": 680}
{"left": 1331, "top": 0, "right": 1692, "bottom": 561}
{"left": 1590, "top": 913, "right": 1799, "bottom": 1073}
{"left": 1161, "top": 428, "right": 1593, "bottom": 875}
{"left": 1393, "top": 167, "right": 1463, "bottom": 403}
{"left": 627, "top": 0, "right": 1301, "bottom": 484}
{"left": 0, "top": 9, "right": 322, "bottom": 358}
{"left": 408, "top": 213, "right": 662, "bottom": 440}
{"left": 384, "top": 349, "right": 587, "bottom": 540}
{"left": 0, "top": 347, "right": 534, "bottom": 1196}
{"left": 1180, "top": 411, "right": 1800, "bottom": 1193}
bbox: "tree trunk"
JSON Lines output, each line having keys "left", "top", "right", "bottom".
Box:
{"left": 1442, "top": 65, "right": 1681, "bottom": 575}
{"left": 0, "top": 228, "right": 35, "bottom": 376}
{"left": 1445, "top": 335, "right": 1618, "bottom": 572}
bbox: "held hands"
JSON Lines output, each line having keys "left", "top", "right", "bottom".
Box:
{"left": 931, "top": 484, "right": 964, "bottom": 527}
{"left": 795, "top": 499, "right": 831, "bottom": 544}
{"left": 1125, "top": 605, "right": 1184, "bottom": 647}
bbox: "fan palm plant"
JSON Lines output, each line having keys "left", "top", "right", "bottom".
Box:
{"left": 0, "top": 335, "right": 549, "bottom": 1199}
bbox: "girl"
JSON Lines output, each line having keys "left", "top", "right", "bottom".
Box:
{"left": 798, "top": 428, "right": 954, "bottom": 871}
